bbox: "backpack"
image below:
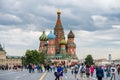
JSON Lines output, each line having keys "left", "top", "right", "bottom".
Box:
{"left": 80, "top": 66, "right": 85, "bottom": 73}
{"left": 54, "top": 72, "right": 59, "bottom": 77}
{"left": 74, "top": 67, "right": 78, "bottom": 73}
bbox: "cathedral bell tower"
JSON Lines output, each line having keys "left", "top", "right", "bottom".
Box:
{"left": 54, "top": 9, "right": 65, "bottom": 54}
{"left": 39, "top": 31, "right": 48, "bottom": 53}
{"left": 67, "top": 30, "right": 76, "bottom": 56}
{"left": 47, "top": 31, "right": 56, "bottom": 55}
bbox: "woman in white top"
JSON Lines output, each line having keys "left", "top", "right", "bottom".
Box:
{"left": 110, "top": 65, "right": 117, "bottom": 80}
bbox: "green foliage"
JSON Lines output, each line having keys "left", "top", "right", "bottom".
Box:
{"left": 52, "top": 62, "right": 57, "bottom": 65}
{"left": 21, "top": 56, "right": 26, "bottom": 65}
{"left": 22, "top": 50, "right": 45, "bottom": 65}
{"left": 84, "top": 54, "right": 94, "bottom": 65}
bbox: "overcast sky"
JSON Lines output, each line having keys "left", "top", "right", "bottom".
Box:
{"left": 0, "top": 0, "right": 120, "bottom": 59}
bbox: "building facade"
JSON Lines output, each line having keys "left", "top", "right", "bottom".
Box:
{"left": 0, "top": 44, "right": 6, "bottom": 66}
{"left": 0, "top": 44, "right": 22, "bottom": 68}
{"left": 39, "top": 10, "right": 77, "bottom": 64}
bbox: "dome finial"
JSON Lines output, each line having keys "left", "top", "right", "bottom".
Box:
{"left": 57, "top": 8, "right": 61, "bottom": 14}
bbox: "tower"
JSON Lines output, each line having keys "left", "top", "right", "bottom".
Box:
{"left": 0, "top": 44, "right": 6, "bottom": 65}
{"left": 39, "top": 31, "right": 48, "bottom": 53}
{"left": 47, "top": 31, "right": 56, "bottom": 55}
{"left": 67, "top": 30, "right": 76, "bottom": 56}
{"left": 108, "top": 54, "right": 112, "bottom": 62}
{"left": 54, "top": 9, "right": 65, "bottom": 54}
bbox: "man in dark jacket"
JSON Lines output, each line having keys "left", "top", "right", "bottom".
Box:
{"left": 28, "top": 63, "right": 32, "bottom": 73}
{"left": 96, "top": 66, "right": 104, "bottom": 80}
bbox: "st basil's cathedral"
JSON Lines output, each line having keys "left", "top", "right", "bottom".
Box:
{"left": 39, "top": 10, "right": 78, "bottom": 63}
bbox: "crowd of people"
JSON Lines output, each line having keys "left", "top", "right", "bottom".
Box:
{"left": 0, "top": 64, "right": 23, "bottom": 71}
{"left": 1, "top": 63, "right": 120, "bottom": 80}
{"left": 70, "top": 63, "right": 120, "bottom": 80}
{"left": 26, "top": 62, "right": 120, "bottom": 80}
{"left": 0, "top": 65, "right": 9, "bottom": 70}
{"left": 27, "top": 63, "right": 66, "bottom": 80}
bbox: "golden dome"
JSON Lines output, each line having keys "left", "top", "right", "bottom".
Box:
{"left": 57, "top": 9, "right": 61, "bottom": 14}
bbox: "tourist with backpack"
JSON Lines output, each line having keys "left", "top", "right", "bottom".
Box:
{"left": 74, "top": 65, "right": 79, "bottom": 80}
{"left": 79, "top": 63, "right": 86, "bottom": 80}
{"left": 86, "top": 65, "right": 90, "bottom": 80}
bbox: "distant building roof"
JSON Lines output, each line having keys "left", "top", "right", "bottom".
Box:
{"left": 95, "top": 58, "right": 108, "bottom": 62}
{"left": 6, "top": 56, "right": 21, "bottom": 59}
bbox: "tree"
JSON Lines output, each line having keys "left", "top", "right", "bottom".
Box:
{"left": 84, "top": 54, "right": 94, "bottom": 65}
{"left": 21, "top": 56, "right": 26, "bottom": 65}
{"left": 22, "top": 50, "right": 45, "bottom": 65}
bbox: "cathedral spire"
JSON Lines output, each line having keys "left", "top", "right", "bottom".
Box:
{"left": 55, "top": 9, "right": 62, "bottom": 28}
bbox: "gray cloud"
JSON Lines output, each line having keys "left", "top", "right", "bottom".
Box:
{"left": 0, "top": 0, "right": 120, "bottom": 59}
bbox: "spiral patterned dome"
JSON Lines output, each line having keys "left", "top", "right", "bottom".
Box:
{"left": 68, "top": 30, "right": 74, "bottom": 38}
{"left": 47, "top": 31, "right": 56, "bottom": 40}
{"left": 39, "top": 31, "right": 48, "bottom": 41}
{"left": 60, "top": 37, "right": 67, "bottom": 45}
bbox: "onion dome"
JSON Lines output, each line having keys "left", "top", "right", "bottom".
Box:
{"left": 68, "top": 30, "right": 74, "bottom": 38}
{"left": 47, "top": 31, "right": 56, "bottom": 40}
{"left": 60, "top": 37, "right": 67, "bottom": 45}
{"left": 67, "top": 42, "right": 76, "bottom": 47}
{"left": 39, "top": 31, "right": 48, "bottom": 41}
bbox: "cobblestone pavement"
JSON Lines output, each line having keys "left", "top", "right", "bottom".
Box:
{"left": 43, "top": 69, "right": 120, "bottom": 80}
{"left": 0, "top": 69, "right": 120, "bottom": 80}
{"left": 0, "top": 69, "right": 43, "bottom": 80}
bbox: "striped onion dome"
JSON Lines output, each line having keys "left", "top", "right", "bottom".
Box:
{"left": 39, "top": 31, "right": 48, "bottom": 41}
{"left": 47, "top": 31, "right": 56, "bottom": 40}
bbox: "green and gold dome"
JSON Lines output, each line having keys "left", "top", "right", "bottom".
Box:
{"left": 39, "top": 31, "right": 48, "bottom": 41}
{"left": 60, "top": 37, "right": 67, "bottom": 45}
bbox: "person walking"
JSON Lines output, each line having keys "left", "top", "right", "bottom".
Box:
{"left": 79, "top": 63, "right": 86, "bottom": 80}
{"left": 36, "top": 64, "right": 40, "bottom": 73}
{"left": 54, "top": 66, "right": 59, "bottom": 80}
{"left": 86, "top": 65, "right": 90, "bottom": 80}
{"left": 74, "top": 65, "right": 79, "bottom": 80}
{"left": 28, "top": 63, "right": 32, "bottom": 73}
{"left": 47, "top": 64, "right": 50, "bottom": 72}
{"left": 96, "top": 65, "right": 104, "bottom": 80}
{"left": 57, "top": 64, "right": 63, "bottom": 80}
{"left": 31, "top": 64, "right": 35, "bottom": 73}
{"left": 71, "top": 66, "right": 74, "bottom": 75}
{"left": 117, "top": 65, "right": 120, "bottom": 75}
{"left": 106, "top": 65, "right": 111, "bottom": 80}
{"left": 110, "top": 65, "right": 117, "bottom": 80}
{"left": 90, "top": 65, "right": 94, "bottom": 77}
